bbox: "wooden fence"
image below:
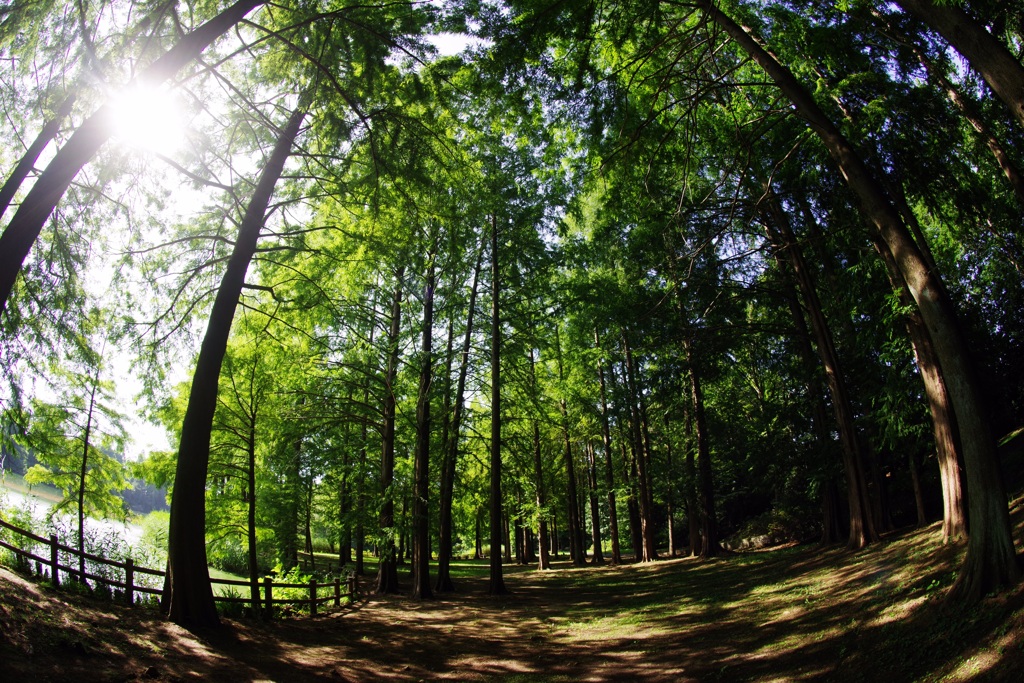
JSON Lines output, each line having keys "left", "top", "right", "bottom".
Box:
{"left": 0, "top": 516, "right": 357, "bottom": 619}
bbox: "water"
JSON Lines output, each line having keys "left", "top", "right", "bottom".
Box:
{"left": 0, "top": 483, "right": 143, "bottom": 545}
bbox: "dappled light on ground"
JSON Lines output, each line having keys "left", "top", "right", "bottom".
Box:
{"left": 4, "top": 504, "right": 1024, "bottom": 682}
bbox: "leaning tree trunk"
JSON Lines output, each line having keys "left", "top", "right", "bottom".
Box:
{"left": 701, "top": 0, "right": 1018, "bottom": 599}
{"left": 894, "top": 0, "right": 1024, "bottom": 130}
{"left": 376, "top": 268, "right": 405, "bottom": 595}
{"left": 595, "top": 330, "right": 622, "bottom": 565}
{"left": 764, "top": 200, "right": 877, "bottom": 549}
{"left": 436, "top": 240, "right": 483, "bottom": 592}
{"left": 0, "top": 94, "right": 75, "bottom": 221}
{"left": 0, "top": 0, "right": 264, "bottom": 315}
{"left": 488, "top": 214, "right": 508, "bottom": 595}
{"left": 870, "top": 235, "right": 967, "bottom": 543}
{"left": 162, "top": 106, "right": 304, "bottom": 628}
{"left": 411, "top": 251, "right": 436, "bottom": 601}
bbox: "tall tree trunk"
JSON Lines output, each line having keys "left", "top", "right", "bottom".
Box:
{"left": 0, "top": 0, "right": 265, "bottom": 315}
{"left": 246, "top": 401, "right": 260, "bottom": 618}
{"left": 162, "top": 105, "right": 303, "bottom": 628}
{"left": 355, "top": 299, "right": 379, "bottom": 577}
{"left": 376, "top": 267, "right": 405, "bottom": 595}
{"left": 488, "top": 214, "right": 507, "bottom": 595}
{"left": 0, "top": 94, "right": 76, "bottom": 221}
{"left": 586, "top": 442, "right": 605, "bottom": 565}
{"left": 905, "top": 28, "right": 1024, "bottom": 207}
{"left": 555, "top": 326, "right": 586, "bottom": 567}
{"left": 436, "top": 239, "right": 483, "bottom": 592}
{"left": 529, "top": 348, "right": 552, "bottom": 571}
{"left": 702, "top": 1, "right": 1018, "bottom": 599}
{"left": 685, "top": 337, "right": 719, "bottom": 558}
{"left": 594, "top": 330, "right": 622, "bottom": 565}
{"left": 411, "top": 250, "right": 436, "bottom": 600}
{"left": 77, "top": 375, "right": 99, "bottom": 584}
{"left": 622, "top": 331, "right": 657, "bottom": 561}
{"left": 684, "top": 407, "right": 702, "bottom": 556}
{"left": 869, "top": 236, "right": 967, "bottom": 543}
{"left": 622, "top": 433, "right": 644, "bottom": 561}
{"left": 764, "top": 200, "right": 877, "bottom": 549}
{"left": 772, "top": 236, "right": 846, "bottom": 544}
{"left": 894, "top": 0, "right": 1024, "bottom": 129}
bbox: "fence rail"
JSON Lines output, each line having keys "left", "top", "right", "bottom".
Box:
{"left": 0, "top": 516, "right": 358, "bottom": 619}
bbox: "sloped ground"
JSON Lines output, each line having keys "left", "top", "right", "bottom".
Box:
{"left": 3, "top": 506, "right": 1024, "bottom": 682}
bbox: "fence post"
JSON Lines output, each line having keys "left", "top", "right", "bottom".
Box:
{"left": 334, "top": 577, "right": 341, "bottom": 607}
{"left": 250, "top": 576, "right": 261, "bottom": 619}
{"left": 309, "top": 578, "right": 318, "bottom": 617}
{"left": 347, "top": 571, "right": 357, "bottom": 599}
{"left": 125, "top": 559, "right": 135, "bottom": 606}
{"left": 49, "top": 534, "right": 60, "bottom": 587}
{"left": 264, "top": 576, "right": 273, "bottom": 621}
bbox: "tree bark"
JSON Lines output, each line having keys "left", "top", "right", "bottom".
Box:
{"left": 585, "top": 441, "right": 605, "bottom": 565}
{"left": 376, "top": 267, "right": 404, "bottom": 595}
{"left": 436, "top": 240, "right": 483, "bottom": 592}
{"left": 701, "top": 1, "right": 1018, "bottom": 599}
{"left": 0, "top": 0, "right": 265, "bottom": 315}
{"left": 685, "top": 337, "right": 719, "bottom": 558}
{"left": 555, "top": 326, "right": 587, "bottom": 567}
{"left": 488, "top": 214, "right": 507, "bottom": 595}
{"left": 764, "top": 200, "right": 877, "bottom": 549}
{"left": 869, "top": 236, "right": 967, "bottom": 543}
{"left": 621, "top": 331, "right": 657, "bottom": 561}
{"left": 411, "top": 250, "right": 436, "bottom": 600}
{"left": 594, "top": 330, "right": 622, "bottom": 565}
{"left": 0, "top": 94, "right": 76, "bottom": 222}
{"left": 529, "top": 348, "right": 552, "bottom": 571}
{"left": 162, "top": 105, "right": 303, "bottom": 628}
{"left": 894, "top": 0, "right": 1024, "bottom": 130}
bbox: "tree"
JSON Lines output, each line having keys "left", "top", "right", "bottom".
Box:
{"left": 163, "top": 105, "right": 305, "bottom": 628}
{"left": 694, "top": 0, "right": 1018, "bottom": 602}
{"left": 0, "top": 0, "right": 265, "bottom": 315}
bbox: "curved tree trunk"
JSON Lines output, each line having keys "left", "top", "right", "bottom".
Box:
{"left": 870, "top": 236, "right": 967, "bottom": 543}
{"left": 701, "top": 1, "right": 1018, "bottom": 599}
{"left": 0, "top": 94, "right": 75, "bottom": 221}
{"left": 163, "top": 105, "right": 303, "bottom": 628}
{"left": 0, "top": 0, "right": 264, "bottom": 315}
{"left": 764, "top": 200, "right": 877, "bottom": 549}
{"left": 894, "top": 0, "right": 1024, "bottom": 130}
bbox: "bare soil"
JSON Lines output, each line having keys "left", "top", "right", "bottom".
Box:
{"left": 3, "top": 519, "right": 1024, "bottom": 682}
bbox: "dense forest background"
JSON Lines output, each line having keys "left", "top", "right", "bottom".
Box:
{"left": 1, "top": 0, "right": 1023, "bottom": 627}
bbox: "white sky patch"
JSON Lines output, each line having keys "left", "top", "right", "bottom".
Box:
{"left": 106, "top": 81, "right": 187, "bottom": 156}
{"left": 427, "top": 32, "right": 485, "bottom": 56}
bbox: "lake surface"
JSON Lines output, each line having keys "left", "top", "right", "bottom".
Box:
{"left": 0, "top": 482, "right": 143, "bottom": 545}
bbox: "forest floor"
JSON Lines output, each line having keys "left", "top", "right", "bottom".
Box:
{"left": 4, "top": 501, "right": 1024, "bottom": 683}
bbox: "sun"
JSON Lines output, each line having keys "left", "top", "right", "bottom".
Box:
{"left": 106, "top": 80, "right": 187, "bottom": 156}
